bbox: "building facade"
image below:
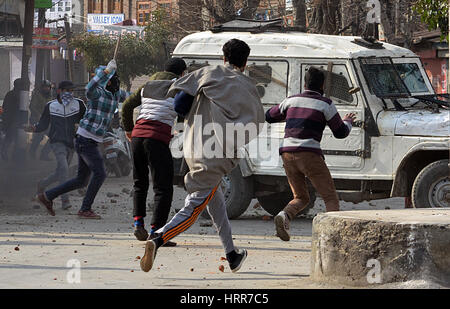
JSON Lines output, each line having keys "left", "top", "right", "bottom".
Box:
{"left": 136, "top": 0, "right": 178, "bottom": 25}
{"left": 411, "top": 30, "right": 449, "bottom": 94}
{"left": 0, "top": 0, "right": 25, "bottom": 37}
{"left": 34, "top": 0, "right": 84, "bottom": 31}
{"left": 84, "top": 0, "right": 137, "bottom": 23}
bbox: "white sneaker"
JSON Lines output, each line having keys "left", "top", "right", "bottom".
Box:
{"left": 274, "top": 211, "right": 290, "bottom": 241}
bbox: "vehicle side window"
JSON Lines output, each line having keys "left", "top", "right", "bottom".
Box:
{"left": 184, "top": 59, "right": 288, "bottom": 105}
{"left": 301, "top": 64, "right": 356, "bottom": 105}
{"left": 245, "top": 60, "right": 289, "bottom": 105}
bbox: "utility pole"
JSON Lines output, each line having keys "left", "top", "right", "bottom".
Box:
{"left": 16, "top": 0, "right": 35, "bottom": 163}
{"left": 21, "top": 0, "right": 35, "bottom": 89}
{"left": 35, "top": 8, "right": 46, "bottom": 86}
{"left": 64, "top": 14, "right": 74, "bottom": 81}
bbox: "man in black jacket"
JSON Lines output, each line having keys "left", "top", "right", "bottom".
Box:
{"left": 1, "top": 78, "right": 23, "bottom": 161}
{"left": 25, "top": 81, "right": 86, "bottom": 211}
{"left": 28, "top": 80, "right": 53, "bottom": 160}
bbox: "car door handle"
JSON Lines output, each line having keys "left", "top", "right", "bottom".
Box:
{"left": 353, "top": 120, "right": 365, "bottom": 128}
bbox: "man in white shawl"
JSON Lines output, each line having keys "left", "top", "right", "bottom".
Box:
{"left": 140, "top": 39, "right": 265, "bottom": 273}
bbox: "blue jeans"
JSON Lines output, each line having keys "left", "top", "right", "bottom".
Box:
{"left": 45, "top": 135, "right": 106, "bottom": 212}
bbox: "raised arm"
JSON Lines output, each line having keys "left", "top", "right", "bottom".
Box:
{"left": 265, "top": 98, "right": 288, "bottom": 123}
{"left": 86, "top": 60, "right": 117, "bottom": 100}
{"left": 174, "top": 91, "right": 194, "bottom": 117}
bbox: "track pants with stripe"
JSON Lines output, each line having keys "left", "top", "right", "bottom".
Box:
{"left": 155, "top": 185, "right": 235, "bottom": 254}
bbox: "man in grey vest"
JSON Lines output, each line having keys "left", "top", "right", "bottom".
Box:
{"left": 121, "top": 58, "right": 187, "bottom": 245}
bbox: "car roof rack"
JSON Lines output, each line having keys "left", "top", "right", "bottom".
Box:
{"left": 210, "top": 18, "right": 305, "bottom": 34}
{"left": 352, "top": 37, "right": 384, "bottom": 49}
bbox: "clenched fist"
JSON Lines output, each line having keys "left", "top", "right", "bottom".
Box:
{"left": 105, "top": 59, "right": 117, "bottom": 74}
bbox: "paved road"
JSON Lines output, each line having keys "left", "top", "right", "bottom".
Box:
{"left": 1, "top": 165, "right": 435, "bottom": 290}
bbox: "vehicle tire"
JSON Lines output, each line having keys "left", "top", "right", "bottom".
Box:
{"left": 118, "top": 153, "right": 131, "bottom": 177}
{"left": 411, "top": 159, "right": 450, "bottom": 208}
{"left": 257, "top": 184, "right": 316, "bottom": 217}
{"left": 113, "top": 161, "right": 122, "bottom": 178}
{"left": 201, "top": 166, "right": 254, "bottom": 220}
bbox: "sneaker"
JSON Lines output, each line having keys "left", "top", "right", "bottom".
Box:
{"left": 134, "top": 225, "right": 149, "bottom": 241}
{"left": 274, "top": 211, "right": 290, "bottom": 241}
{"left": 140, "top": 239, "right": 157, "bottom": 272}
{"left": 149, "top": 232, "right": 177, "bottom": 247}
{"left": 227, "top": 249, "right": 248, "bottom": 273}
{"left": 78, "top": 210, "right": 101, "bottom": 219}
{"left": 36, "top": 193, "right": 55, "bottom": 216}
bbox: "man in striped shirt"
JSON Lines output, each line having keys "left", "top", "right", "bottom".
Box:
{"left": 266, "top": 66, "right": 356, "bottom": 241}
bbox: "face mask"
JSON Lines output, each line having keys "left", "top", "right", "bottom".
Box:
{"left": 106, "top": 74, "right": 120, "bottom": 94}
{"left": 60, "top": 91, "right": 74, "bottom": 106}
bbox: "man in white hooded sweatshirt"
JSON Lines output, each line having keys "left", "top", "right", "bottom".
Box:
{"left": 140, "top": 39, "right": 265, "bottom": 273}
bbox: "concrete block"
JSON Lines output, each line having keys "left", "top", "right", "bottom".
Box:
{"left": 310, "top": 209, "right": 450, "bottom": 287}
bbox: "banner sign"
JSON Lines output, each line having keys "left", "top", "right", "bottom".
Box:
{"left": 35, "top": 0, "right": 52, "bottom": 9}
{"left": 87, "top": 14, "right": 125, "bottom": 32}
{"left": 285, "top": 0, "right": 293, "bottom": 10}
{"left": 101, "top": 25, "right": 147, "bottom": 39}
{"left": 32, "top": 27, "right": 58, "bottom": 50}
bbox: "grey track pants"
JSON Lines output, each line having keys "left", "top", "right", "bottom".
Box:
{"left": 156, "top": 185, "right": 235, "bottom": 254}
{"left": 39, "top": 142, "right": 74, "bottom": 204}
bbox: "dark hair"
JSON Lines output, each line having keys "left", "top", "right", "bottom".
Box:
{"left": 58, "top": 80, "right": 75, "bottom": 90}
{"left": 13, "top": 78, "right": 24, "bottom": 90}
{"left": 304, "top": 66, "right": 325, "bottom": 92}
{"left": 41, "top": 80, "right": 52, "bottom": 89}
{"left": 165, "top": 57, "right": 187, "bottom": 76}
{"left": 222, "top": 39, "right": 250, "bottom": 68}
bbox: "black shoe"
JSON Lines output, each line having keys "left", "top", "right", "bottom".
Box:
{"left": 227, "top": 249, "right": 248, "bottom": 273}
{"left": 149, "top": 232, "right": 177, "bottom": 247}
{"left": 162, "top": 240, "right": 177, "bottom": 247}
{"left": 134, "top": 225, "right": 149, "bottom": 241}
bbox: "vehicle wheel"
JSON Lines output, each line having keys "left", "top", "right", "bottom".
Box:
{"left": 257, "top": 185, "right": 316, "bottom": 217}
{"left": 411, "top": 159, "right": 450, "bottom": 208}
{"left": 118, "top": 153, "right": 131, "bottom": 177}
{"left": 113, "top": 162, "right": 122, "bottom": 178}
{"left": 201, "top": 166, "right": 254, "bottom": 220}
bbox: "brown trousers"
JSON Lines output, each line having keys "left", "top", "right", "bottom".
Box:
{"left": 281, "top": 151, "right": 339, "bottom": 219}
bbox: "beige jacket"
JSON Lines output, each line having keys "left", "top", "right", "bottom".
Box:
{"left": 168, "top": 64, "right": 264, "bottom": 193}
